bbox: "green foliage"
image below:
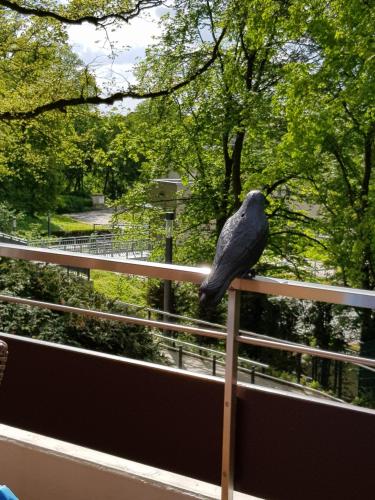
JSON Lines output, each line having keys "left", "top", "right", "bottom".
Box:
{"left": 15, "top": 213, "right": 92, "bottom": 238}
{"left": 0, "top": 203, "right": 20, "bottom": 233}
{"left": 55, "top": 193, "right": 92, "bottom": 214}
{"left": 0, "top": 11, "right": 101, "bottom": 214}
{"left": 0, "top": 258, "right": 161, "bottom": 362}
{"left": 0, "top": 8, "right": 142, "bottom": 213}
{"left": 0, "top": 0, "right": 373, "bottom": 400}
{"left": 90, "top": 270, "right": 147, "bottom": 306}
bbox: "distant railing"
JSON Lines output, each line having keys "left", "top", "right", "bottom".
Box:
{"left": 0, "top": 232, "right": 27, "bottom": 245}
{"left": 92, "top": 222, "right": 149, "bottom": 233}
{"left": 0, "top": 242, "right": 375, "bottom": 500}
{"left": 30, "top": 234, "right": 153, "bottom": 259}
{"left": 154, "top": 333, "right": 344, "bottom": 402}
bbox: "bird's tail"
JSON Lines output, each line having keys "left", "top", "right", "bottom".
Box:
{"left": 199, "top": 274, "right": 231, "bottom": 308}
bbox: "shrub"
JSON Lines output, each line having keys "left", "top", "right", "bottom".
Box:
{"left": 55, "top": 194, "right": 92, "bottom": 214}
{"left": 0, "top": 258, "right": 161, "bottom": 363}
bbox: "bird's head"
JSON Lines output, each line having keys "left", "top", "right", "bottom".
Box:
{"left": 242, "top": 190, "right": 267, "bottom": 212}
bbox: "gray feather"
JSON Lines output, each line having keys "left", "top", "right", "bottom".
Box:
{"left": 199, "top": 190, "right": 268, "bottom": 307}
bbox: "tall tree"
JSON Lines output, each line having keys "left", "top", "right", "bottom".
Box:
{"left": 277, "top": 0, "right": 375, "bottom": 399}
{"left": 0, "top": 13, "right": 97, "bottom": 213}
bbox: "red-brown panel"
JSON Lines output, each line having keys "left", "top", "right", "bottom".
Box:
{"left": 0, "top": 334, "right": 223, "bottom": 485}
{"left": 1, "top": 333, "right": 375, "bottom": 500}
{"left": 235, "top": 386, "right": 375, "bottom": 499}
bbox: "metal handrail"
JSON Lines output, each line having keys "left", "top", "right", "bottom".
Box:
{"left": 1, "top": 293, "right": 375, "bottom": 369}
{"left": 161, "top": 343, "right": 344, "bottom": 403}
{"left": 121, "top": 300, "right": 319, "bottom": 350}
{"left": 1, "top": 243, "right": 375, "bottom": 308}
{"left": 0, "top": 294, "right": 226, "bottom": 340}
{"left": 152, "top": 332, "right": 269, "bottom": 369}
{"left": 0, "top": 232, "right": 27, "bottom": 245}
{"left": 1, "top": 243, "right": 375, "bottom": 500}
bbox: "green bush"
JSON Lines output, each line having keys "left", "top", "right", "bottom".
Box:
{"left": 55, "top": 194, "right": 92, "bottom": 214}
{"left": 0, "top": 258, "right": 161, "bottom": 363}
{"left": 0, "top": 203, "right": 22, "bottom": 233}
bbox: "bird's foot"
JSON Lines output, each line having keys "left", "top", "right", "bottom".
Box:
{"left": 240, "top": 269, "right": 256, "bottom": 280}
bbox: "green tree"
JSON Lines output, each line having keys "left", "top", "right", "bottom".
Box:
{"left": 0, "top": 12, "right": 98, "bottom": 213}
{"left": 0, "top": 1, "right": 225, "bottom": 119}
{"left": 276, "top": 0, "right": 375, "bottom": 398}
{"left": 122, "top": 0, "right": 322, "bottom": 268}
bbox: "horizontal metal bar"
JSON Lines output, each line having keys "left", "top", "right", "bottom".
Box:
{"left": 238, "top": 334, "right": 375, "bottom": 368}
{"left": 152, "top": 333, "right": 269, "bottom": 368}
{"left": 1, "top": 244, "right": 375, "bottom": 309}
{"left": 0, "top": 244, "right": 207, "bottom": 284}
{"left": 123, "top": 301, "right": 309, "bottom": 352}
{"left": 1, "top": 292, "right": 375, "bottom": 369}
{"left": 232, "top": 277, "right": 375, "bottom": 309}
{"left": 0, "top": 294, "right": 226, "bottom": 340}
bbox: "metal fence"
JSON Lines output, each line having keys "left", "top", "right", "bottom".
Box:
{"left": 0, "top": 243, "right": 374, "bottom": 500}
{"left": 30, "top": 234, "right": 152, "bottom": 259}
{"left": 0, "top": 232, "right": 27, "bottom": 245}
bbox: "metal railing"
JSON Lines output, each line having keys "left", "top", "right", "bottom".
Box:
{"left": 29, "top": 234, "right": 152, "bottom": 259}
{"left": 0, "top": 242, "right": 375, "bottom": 500}
{"left": 154, "top": 334, "right": 345, "bottom": 402}
{"left": 0, "top": 231, "right": 27, "bottom": 245}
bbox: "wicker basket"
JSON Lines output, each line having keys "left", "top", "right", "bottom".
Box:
{"left": 0, "top": 340, "right": 8, "bottom": 387}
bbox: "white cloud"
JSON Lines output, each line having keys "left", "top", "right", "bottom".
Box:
{"left": 67, "top": 10, "right": 162, "bottom": 75}
{"left": 66, "top": 7, "right": 167, "bottom": 111}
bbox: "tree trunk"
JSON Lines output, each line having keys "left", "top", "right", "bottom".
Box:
{"left": 357, "top": 123, "right": 375, "bottom": 403}
{"left": 231, "top": 131, "right": 245, "bottom": 210}
{"left": 216, "top": 132, "right": 233, "bottom": 236}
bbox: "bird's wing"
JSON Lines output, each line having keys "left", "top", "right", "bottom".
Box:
{"left": 213, "top": 214, "right": 239, "bottom": 266}
{"left": 213, "top": 215, "right": 268, "bottom": 274}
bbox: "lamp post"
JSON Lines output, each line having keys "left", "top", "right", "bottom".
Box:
{"left": 163, "top": 212, "right": 175, "bottom": 327}
{"left": 47, "top": 212, "right": 51, "bottom": 237}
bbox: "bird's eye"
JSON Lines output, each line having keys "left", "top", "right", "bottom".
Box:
{"left": 241, "top": 213, "right": 245, "bottom": 217}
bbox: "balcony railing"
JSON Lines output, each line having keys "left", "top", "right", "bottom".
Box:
{"left": 0, "top": 242, "right": 375, "bottom": 500}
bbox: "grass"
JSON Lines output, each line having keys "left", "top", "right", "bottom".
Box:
{"left": 50, "top": 214, "right": 93, "bottom": 232}
{"left": 14, "top": 211, "right": 149, "bottom": 305}
{"left": 90, "top": 270, "right": 147, "bottom": 306}
{"left": 16, "top": 213, "right": 93, "bottom": 237}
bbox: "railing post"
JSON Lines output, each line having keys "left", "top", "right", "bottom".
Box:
{"left": 251, "top": 367, "right": 255, "bottom": 384}
{"left": 178, "top": 346, "right": 183, "bottom": 369}
{"left": 221, "top": 288, "right": 240, "bottom": 500}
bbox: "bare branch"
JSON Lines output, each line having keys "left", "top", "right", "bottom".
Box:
{"left": 271, "top": 229, "right": 328, "bottom": 250}
{"left": 0, "top": 28, "right": 227, "bottom": 120}
{"left": 361, "top": 121, "right": 375, "bottom": 207}
{"left": 0, "top": 0, "right": 162, "bottom": 26}
{"left": 263, "top": 174, "right": 297, "bottom": 196}
{"left": 269, "top": 207, "right": 318, "bottom": 224}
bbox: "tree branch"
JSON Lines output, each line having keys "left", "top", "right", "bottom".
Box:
{"left": 325, "top": 136, "right": 356, "bottom": 207}
{"left": 0, "top": 0, "right": 162, "bottom": 26}
{"left": 0, "top": 28, "right": 227, "bottom": 120}
{"left": 269, "top": 207, "right": 318, "bottom": 224}
{"left": 262, "top": 174, "right": 297, "bottom": 195}
{"left": 271, "top": 230, "right": 328, "bottom": 250}
{"left": 361, "top": 121, "right": 375, "bottom": 207}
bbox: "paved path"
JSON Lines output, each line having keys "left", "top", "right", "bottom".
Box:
{"left": 65, "top": 208, "right": 115, "bottom": 226}
{"left": 163, "top": 348, "right": 342, "bottom": 401}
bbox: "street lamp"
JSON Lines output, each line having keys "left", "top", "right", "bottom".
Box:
{"left": 47, "top": 212, "right": 51, "bottom": 237}
{"left": 163, "top": 212, "right": 175, "bottom": 326}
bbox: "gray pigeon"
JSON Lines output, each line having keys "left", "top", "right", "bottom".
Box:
{"left": 199, "top": 190, "right": 268, "bottom": 307}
